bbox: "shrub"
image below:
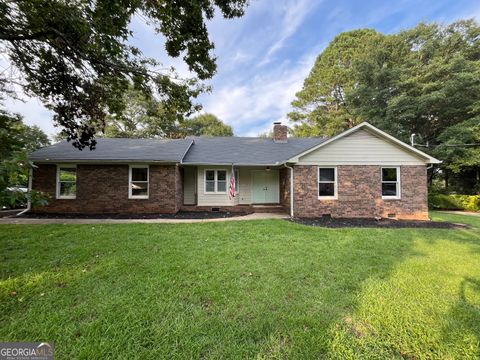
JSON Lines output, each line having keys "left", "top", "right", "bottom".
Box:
{"left": 429, "top": 194, "right": 480, "bottom": 211}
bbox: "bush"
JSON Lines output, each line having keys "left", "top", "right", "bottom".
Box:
{"left": 429, "top": 194, "right": 480, "bottom": 211}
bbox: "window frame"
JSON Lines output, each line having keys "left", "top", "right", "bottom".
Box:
{"left": 204, "top": 169, "right": 228, "bottom": 194}
{"left": 318, "top": 166, "right": 337, "bottom": 200}
{"left": 129, "top": 165, "right": 149, "bottom": 199}
{"left": 56, "top": 164, "right": 77, "bottom": 199}
{"left": 381, "top": 166, "right": 401, "bottom": 200}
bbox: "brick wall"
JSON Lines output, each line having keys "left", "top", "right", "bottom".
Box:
{"left": 32, "top": 164, "right": 181, "bottom": 214}
{"left": 293, "top": 165, "right": 428, "bottom": 220}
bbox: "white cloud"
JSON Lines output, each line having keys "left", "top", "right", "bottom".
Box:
{"left": 203, "top": 49, "right": 318, "bottom": 136}
{"left": 258, "top": 0, "right": 319, "bottom": 67}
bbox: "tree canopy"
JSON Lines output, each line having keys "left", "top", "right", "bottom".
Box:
{"left": 98, "top": 88, "right": 233, "bottom": 138}
{"left": 289, "top": 19, "right": 480, "bottom": 191}
{"left": 0, "top": 0, "right": 248, "bottom": 149}
{"left": 0, "top": 110, "right": 50, "bottom": 208}
{"left": 183, "top": 113, "right": 233, "bottom": 137}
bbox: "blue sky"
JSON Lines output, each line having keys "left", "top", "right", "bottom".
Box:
{"left": 5, "top": 0, "right": 480, "bottom": 138}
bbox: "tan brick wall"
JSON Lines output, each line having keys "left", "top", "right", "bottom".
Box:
{"left": 32, "top": 164, "right": 181, "bottom": 214}
{"left": 293, "top": 165, "right": 428, "bottom": 220}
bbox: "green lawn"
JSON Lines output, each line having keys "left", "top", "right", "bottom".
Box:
{"left": 1, "top": 212, "right": 479, "bottom": 359}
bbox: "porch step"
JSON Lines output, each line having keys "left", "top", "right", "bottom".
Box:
{"left": 252, "top": 205, "right": 288, "bottom": 214}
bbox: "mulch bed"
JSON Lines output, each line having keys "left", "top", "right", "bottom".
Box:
{"left": 289, "top": 217, "right": 468, "bottom": 229}
{"left": 18, "top": 211, "right": 250, "bottom": 220}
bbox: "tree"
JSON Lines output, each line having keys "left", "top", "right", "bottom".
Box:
{"left": 182, "top": 113, "right": 233, "bottom": 136}
{"left": 0, "top": 110, "right": 50, "bottom": 208}
{"left": 0, "top": 0, "right": 248, "bottom": 149}
{"left": 102, "top": 87, "right": 184, "bottom": 139}
{"left": 288, "top": 29, "right": 385, "bottom": 136}
{"left": 0, "top": 109, "right": 50, "bottom": 158}
{"left": 350, "top": 20, "right": 480, "bottom": 145}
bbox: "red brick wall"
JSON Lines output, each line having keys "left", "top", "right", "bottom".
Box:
{"left": 293, "top": 165, "right": 428, "bottom": 220}
{"left": 32, "top": 164, "right": 181, "bottom": 214}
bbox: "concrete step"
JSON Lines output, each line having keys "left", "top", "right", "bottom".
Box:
{"left": 252, "top": 205, "right": 288, "bottom": 214}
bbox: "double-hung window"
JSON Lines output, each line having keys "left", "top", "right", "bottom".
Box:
{"left": 129, "top": 165, "right": 149, "bottom": 199}
{"left": 381, "top": 167, "right": 400, "bottom": 199}
{"left": 318, "top": 167, "right": 337, "bottom": 199}
{"left": 57, "top": 165, "right": 77, "bottom": 199}
{"left": 205, "top": 170, "right": 227, "bottom": 193}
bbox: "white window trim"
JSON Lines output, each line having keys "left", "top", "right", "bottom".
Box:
{"left": 56, "top": 164, "right": 77, "bottom": 199}
{"left": 204, "top": 169, "right": 228, "bottom": 194}
{"left": 129, "top": 165, "right": 149, "bottom": 199}
{"left": 381, "top": 166, "right": 401, "bottom": 200}
{"left": 318, "top": 166, "right": 337, "bottom": 200}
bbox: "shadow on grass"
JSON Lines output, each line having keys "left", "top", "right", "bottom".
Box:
{"left": 0, "top": 222, "right": 428, "bottom": 358}
{"left": 441, "top": 277, "right": 480, "bottom": 356}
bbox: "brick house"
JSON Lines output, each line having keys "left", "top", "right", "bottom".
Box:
{"left": 29, "top": 122, "right": 440, "bottom": 219}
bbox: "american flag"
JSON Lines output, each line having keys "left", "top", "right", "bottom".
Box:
{"left": 229, "top": 165, "right": 236, "bottom": 200}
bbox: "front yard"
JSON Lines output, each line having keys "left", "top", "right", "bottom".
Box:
{"left": 1, "top": 212, "right": 479, "bottom": 359}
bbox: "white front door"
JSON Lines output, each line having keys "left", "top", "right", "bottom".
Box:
{"left": 252, "top": 170, "right": 279, "bottom": 204}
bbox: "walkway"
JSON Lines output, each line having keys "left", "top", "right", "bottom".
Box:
{"left": 0, "top": 212, "right": 288, "bottom": 225}
{"left": 441, "top": 210, "right": 480, "bottom": 217}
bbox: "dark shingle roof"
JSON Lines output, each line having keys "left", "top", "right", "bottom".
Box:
{"left": 29, "top": 136, "right": 328, "bottom": 164}
{"left": 182, "top": 137, "right": 328, "bottom": 165}
{"left": 29, "top": 138, "right": 193, "bottom": 162}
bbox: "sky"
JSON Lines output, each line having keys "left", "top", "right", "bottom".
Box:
{"left": 3, "top": 0, "right": 480, "bottom": 138}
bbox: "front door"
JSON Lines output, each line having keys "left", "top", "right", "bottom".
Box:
{"left": 252, "top": 170, "right": 279, "bottom": 204}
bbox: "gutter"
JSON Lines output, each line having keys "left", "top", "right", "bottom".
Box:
{"left": 283, "top": 163, "right": 294, "bottom": 218}
{"left": 16, "top": 167, "right": 33, "bottom": 216}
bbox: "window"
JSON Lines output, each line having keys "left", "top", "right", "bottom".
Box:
{"left": 318, "top": 167, "right": 337, "bottom": 199}
{"left": 129, "top": 165, "right": 149, "bottom": 199}
{"left": 57, "top": 166, "right": 77, "bottom": 199}
{"left": 205, "top": 169, "right": 227, "bottom": 193}
{"left": 381, "top": 167, "right": 400, "bottom": 199}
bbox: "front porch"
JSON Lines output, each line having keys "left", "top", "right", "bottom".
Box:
{"left": 182, "top": 165, "right": 290, "bottom": 214}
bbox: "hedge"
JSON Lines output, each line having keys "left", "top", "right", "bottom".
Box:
{"left": 428, "top": 194, "right": 480, "bottom": 212}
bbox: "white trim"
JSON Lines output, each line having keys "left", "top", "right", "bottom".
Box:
{"left": 288, "top": 122, "right": 442, "bottom": 164}
{"left": 56, "top": 164, "right": 77, "bottom": 199}
{"left": 318, "top": 166, "right": 337, "bottom": 200}
{"left": 204, "top": 169, "right": 228, "bottom": 194}
{"left": 129, "top": 165, "right": 149, "bottom": 199}
{"left": 381, "top": 166, "right": 401, "bottom": 200}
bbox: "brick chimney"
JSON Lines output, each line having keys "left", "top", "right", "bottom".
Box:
{"left": 273, "top": 122, "right": 288, "bottom": 143}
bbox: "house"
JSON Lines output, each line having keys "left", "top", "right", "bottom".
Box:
{"left": 29, "top": 122, "right": 441, "bottom": 219}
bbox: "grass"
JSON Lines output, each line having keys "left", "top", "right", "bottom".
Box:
{"left": 0, "top": 211, "right": 479, "bottom": 359}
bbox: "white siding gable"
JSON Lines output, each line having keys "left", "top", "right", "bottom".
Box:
{"left": 298, "top": 129, "right": 426, "bottom": 165}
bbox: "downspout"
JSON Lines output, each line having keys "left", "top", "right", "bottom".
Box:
{"left": 16, "top": 166, "right": 33, "bottom": 216}
{"left": 284, "top": 163, "right": 294, "bottom": 217}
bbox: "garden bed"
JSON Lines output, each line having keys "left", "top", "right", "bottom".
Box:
{"left": 290, "top": 216, "right": 467, "bottom": 228}
{"left": 18, "top": 211, "right": 250, "bottom": 220}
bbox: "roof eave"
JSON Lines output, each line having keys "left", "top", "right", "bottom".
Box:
{"left": 30, "top": 159, "right": 181, "bottom": 164}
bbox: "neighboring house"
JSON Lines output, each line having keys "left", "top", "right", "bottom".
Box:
{"left": 29, "top": 122, "right": 440, "bottom": 219}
